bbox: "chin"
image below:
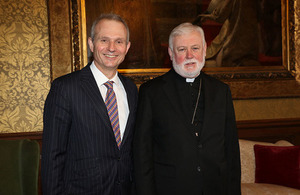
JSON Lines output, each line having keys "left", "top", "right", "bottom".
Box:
{"left": 177, "top": 69, "right": 200, "bottom": 78}
{"left": 184, "top": 72, "right": 200, "bottom": 78}
{"left": 182, "top": 67, "right": 201, "bottom": 77}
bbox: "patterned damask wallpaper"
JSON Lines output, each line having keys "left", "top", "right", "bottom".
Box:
{"left": 0, "top": 0, "right": 50, "bottom": 133}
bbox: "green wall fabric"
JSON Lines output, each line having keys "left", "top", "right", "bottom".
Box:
{"left": 0, "top": 139, "right": 40, "bottom": 195}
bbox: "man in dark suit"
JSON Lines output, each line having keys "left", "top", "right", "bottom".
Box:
{"left": 42, "top": 13, "right": 138, "bottom": 195}
{"left": 134, "top": 23, "right": 241, "bottom": 195}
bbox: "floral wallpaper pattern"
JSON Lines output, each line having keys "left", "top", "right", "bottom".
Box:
{"left": 0, "top": 0, "right": 50, "bottom": 133}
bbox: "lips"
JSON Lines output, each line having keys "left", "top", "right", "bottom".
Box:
{"left": 104, "top": 54, "right": 118, "bottom": 58}
{"left": 185, "top": 62, "right": 196, "bottom": 65}
{"left": 184, "top": 61, "right": 197, "bottom": 66}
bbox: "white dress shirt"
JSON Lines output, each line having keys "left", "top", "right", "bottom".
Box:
{"left": 90, "top": 62, "right": 129, "bottom": 140}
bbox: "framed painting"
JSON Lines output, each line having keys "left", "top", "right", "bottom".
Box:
{"left": 48, "top": 0, "right": 300, "bottom": 99}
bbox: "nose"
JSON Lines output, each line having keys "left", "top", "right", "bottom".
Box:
{"left": 186, "top": 49, "right": 193, "bottom": 59}
{"left": 108, "top": 41, "right": 115, "bottom": 52}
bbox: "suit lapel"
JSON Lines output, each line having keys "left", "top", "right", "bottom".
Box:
{"left": 79, "top": 65, "right": 112, "bottom": 131}
{"left": 118, "top": 74, "right": 136, "bottom": 147}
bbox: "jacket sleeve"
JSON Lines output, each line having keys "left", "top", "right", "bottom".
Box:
{"left": 41, "top": 79, "right": 71, "bottom": 195}
{"left": 133, "top": 84, "right": 156, "bottom": 195}
{"left": 225, "top": 87, "right": 241, "bottom": 195}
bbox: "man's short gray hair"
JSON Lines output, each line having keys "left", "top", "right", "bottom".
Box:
{"left": 169, "top": 23, "right": 206, "bottom": 51}
{"left": 90, "top": 13, "right": 130, "bottom": 44}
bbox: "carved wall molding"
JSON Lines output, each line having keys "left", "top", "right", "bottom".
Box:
{"left": 294, "top": 0, "right": 300, "bottom": 82}
{"left": 48, "top": 0, "right": 73, "bottom": 79}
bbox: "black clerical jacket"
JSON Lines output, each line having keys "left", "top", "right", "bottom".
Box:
{"left": 134, "top": 69, "right": 241, "bottom": 195}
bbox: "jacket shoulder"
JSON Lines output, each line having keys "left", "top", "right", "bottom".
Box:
{"left": 202, "top": 72, "right": 229, "bottom": 88}
{"left": 139, "top": 71, "right": 170, "bottom": 91}
{"left": 52, "top": 66, "right": 86, "bottom": 84}
{"left": 49, "top": 66, "right": 90, "bottom": 97}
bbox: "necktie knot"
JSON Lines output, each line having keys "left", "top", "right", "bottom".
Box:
{"left": 104, "top": 81, "right": 114, "bottom": 90}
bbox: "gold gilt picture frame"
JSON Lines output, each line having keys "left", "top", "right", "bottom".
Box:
{"left": 48, "top": 0, "right": 300, "bottom": 99}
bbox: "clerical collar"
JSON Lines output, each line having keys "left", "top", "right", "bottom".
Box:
{"left": 186, "top": 72, "right": 202, "bottom": 83}
{"left": 186, "top": 78, "right": 195, "bottom": 83}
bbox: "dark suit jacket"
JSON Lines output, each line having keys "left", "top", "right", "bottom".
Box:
{"left": 42, "top": 64, "right": 138, "bottom": 195}
{"left": 134, "top": 69, "right": 241, "bottom": 195}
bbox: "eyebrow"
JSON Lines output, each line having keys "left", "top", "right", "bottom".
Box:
{"left": 176, "top": 44, "right": 201, "bottom": 48}
{"left": 99, "top": 36, "right": 126, "bottom": 40}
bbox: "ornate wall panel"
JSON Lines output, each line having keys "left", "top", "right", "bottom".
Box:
{"left": 295, "top": 0, "right": 300, "bottom": 82}
{"left": 234, "top": 98, "right": 300, "bottom": 121}
{"left": 48, "top": 0, "right": 74, "bottom": 80}
{"left": 0, "top": 0, "right": 50, "bottom": 133}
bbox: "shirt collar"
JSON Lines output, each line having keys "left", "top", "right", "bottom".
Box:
{"left": 90, "top": 61, "right": 120, "bottom": 87}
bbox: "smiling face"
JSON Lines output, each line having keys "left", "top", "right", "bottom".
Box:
{"left": 168, "top": 30, "right": 206, "bottom": 78}
{"left": 88, "top": 19, "right": 130, "bottom": 78}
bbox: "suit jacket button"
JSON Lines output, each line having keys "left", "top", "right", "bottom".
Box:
{"left": 198, "top": 144, "right": 203, "bottom": 148}
{"left": 197, "top": 166, "right": 201, "bottom": 172}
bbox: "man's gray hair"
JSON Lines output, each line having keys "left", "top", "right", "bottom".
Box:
{"left": 90, "top": 13, "right": 130, "bottom": 44}
{"left": 169, "top": 23, "right": 206, "bottom": 51}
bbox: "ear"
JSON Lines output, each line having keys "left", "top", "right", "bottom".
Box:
{"left": 125, "top": 41, "right": 131, "bottom": 54}
{"left": 88, "top": 37, "right": 94, "bottom": 53}
{"left": 168, "top": 47, "right": 173, "bottom": 61}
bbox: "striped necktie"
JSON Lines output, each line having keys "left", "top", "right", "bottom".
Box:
{"left": 104, "top": 81, "right": 121, "bottom": 149}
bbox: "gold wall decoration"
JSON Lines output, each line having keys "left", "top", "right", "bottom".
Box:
{"left": 48, "top": 0, "right": 74, "bottom": 80}
{"left": 0, "top": 0, "right": 50, "bottom": 133}
{"left": 295, "top": 0, "right": 300, "bottom": 82}
{"left": 234, "top": 98, "right": 300, "bottom": 120}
